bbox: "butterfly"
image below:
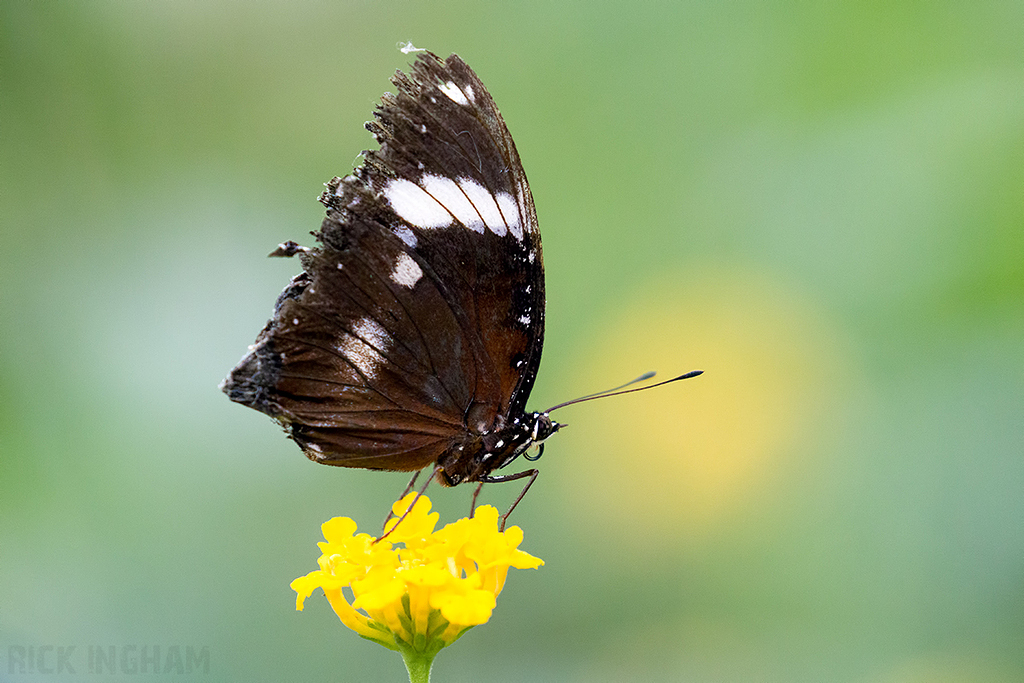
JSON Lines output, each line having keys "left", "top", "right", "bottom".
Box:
{"left": 221, "top": 50, "right": 701, "bottom": 524}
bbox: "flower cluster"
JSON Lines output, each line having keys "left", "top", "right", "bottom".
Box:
{"left": 291, "top": 493, "right": 543, "bottom": 660}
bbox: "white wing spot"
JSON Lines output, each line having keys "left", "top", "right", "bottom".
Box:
{"left": 458, "top": 178, "right": 506, "bottom": 236}
{"left": 384, "top": 178, "right": 452, "bottom": 229}
{"left": 465, "top": 84, "right": 475, "bottom": 102}
{"left": 439, "top": 81, "right": 469, "bottom": 105}
{"left": 292, "top": 318, "right": 300, "bottom": 325}
{"left": 420, "top": 175, "right": 484, "bottom": 233}
{"left": 519, "top": 314, "right": 531, "bottom": 325}
{"left": 419, "top": 124, "right": 427, "bottom": 133}
{"left": 393, "top": 225, "right": 418, "bottom": 247}
{"left": 337, "top": 262, "right": 344, "bottom": 269}
{"left": 390, "top": 252, "right": 423, "bottom": 288}
{"left": 496, "top": 192, "right": 522, "bottom": 240}
{"left": 339, "top": 317, "right": 390, "bottom": 379}
{"left": 528, "top": 251, "right": 536, "bottom": 264}
{"left": 353, "top": 317, "right": 391, "bottom": 350}
{"left": 516, "top": 180, "right": 536, "bottom": 235}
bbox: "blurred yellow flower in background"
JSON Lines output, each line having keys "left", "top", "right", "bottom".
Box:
{"left": 559, "top": 265, "right": 855, "bottom": 548}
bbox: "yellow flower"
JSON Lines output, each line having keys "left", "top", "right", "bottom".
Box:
{"left": 290, "top": 493, "right": 543, "bottom": 664}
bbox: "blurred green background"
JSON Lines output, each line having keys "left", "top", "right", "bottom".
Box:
{"left": 2, "top": 1, "right": 1022, "bottom": 681}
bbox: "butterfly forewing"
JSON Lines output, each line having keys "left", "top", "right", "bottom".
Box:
{"left": 357, "top": 54, "right": 545, "bottom": 423}
{"left": 222, "top": 51, "right": 545, "bottom": 476}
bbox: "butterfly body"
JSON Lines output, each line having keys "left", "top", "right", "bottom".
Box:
{"left": 222, "top": 51, "right": 557, "bottom": 490}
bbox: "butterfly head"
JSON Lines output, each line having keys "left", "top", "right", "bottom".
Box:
{"left": 523, "top": 412, "right": 563, "bottom": 459}
{"left": 495, "top": 411, "right": 564, "bottom": 469}
{"left": 438, "top": 412, "right": 564, "bottom": 486}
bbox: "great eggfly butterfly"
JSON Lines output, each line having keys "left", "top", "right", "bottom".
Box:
{"left": 221, "top": 50, "right": 700, "bottom": 523}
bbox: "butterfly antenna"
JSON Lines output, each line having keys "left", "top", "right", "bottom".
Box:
{"left": 566, "top": 371, "right": 656, "bottom": 402}
{"left": 544, "top": 370, "right": 703, "bottom": 414}
{"left": 375, "top": 465, "right": 439, "bottom": 544}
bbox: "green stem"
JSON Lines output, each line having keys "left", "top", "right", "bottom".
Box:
{"left": 401, "top": 650, "right": 435, "bottom": 683}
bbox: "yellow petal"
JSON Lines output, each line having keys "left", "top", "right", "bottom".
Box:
{"left": 435, "top": 588, "right": 496, "bottom": 626}
{"left": 289, "top": 572, "right": 323, "bottom": 611}
{"left": 321, "top": 516, "right": 358, "bottom": 541}
{"left": 402, "top": 563, "right": 453, "bottom": 588}
{"left": 352, "top": 566, "right": 406, "bottom": 611}
{"left": 323, "top": 587, "right": 389, "bottom": 644}
{"left": 384, "top": 493, "right": 439, "bottom": 543}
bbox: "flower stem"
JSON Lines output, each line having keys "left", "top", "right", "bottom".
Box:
{"left": 401, "top": 650, "right": 434, "bottom": 683}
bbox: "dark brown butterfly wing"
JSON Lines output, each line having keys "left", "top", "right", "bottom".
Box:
{"left": 221, "top": 52, "right": 545, "bottom": 474}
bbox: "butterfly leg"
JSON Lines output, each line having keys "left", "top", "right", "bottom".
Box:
{"left": 382, "top": 470, "right": 421, "bottom": 529}
{"left": 376, "top": 465, "right": 440, "bottom": 543}
{"left": 478, "top": 469, "right": 539, "bottom": 531}
{"left": 470, "top": 482, "right": 485, "bottom": 518}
